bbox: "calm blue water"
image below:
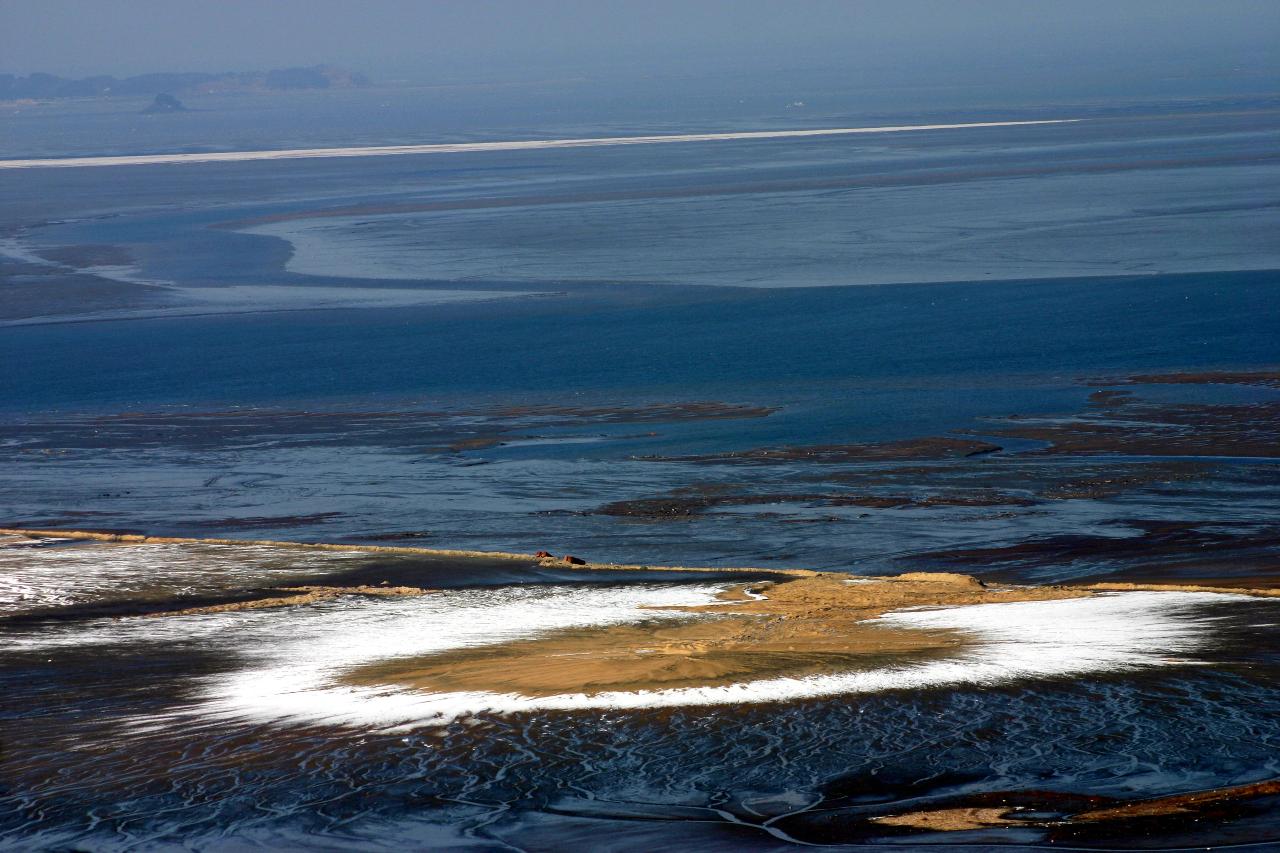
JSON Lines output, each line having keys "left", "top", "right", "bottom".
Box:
{"left": 4, "top": 271, "right": 1278, "bottom": 420}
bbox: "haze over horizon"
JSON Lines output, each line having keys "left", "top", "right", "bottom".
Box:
{"left": 2, "top": 0, "right": 1277, "bottom": 99}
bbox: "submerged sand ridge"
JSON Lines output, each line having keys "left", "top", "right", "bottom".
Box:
{"left": 347, "top": 572, "right": 1090, "bottom": 697}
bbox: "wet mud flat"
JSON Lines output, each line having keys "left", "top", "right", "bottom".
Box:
{"left": 912, "top": 518, "right": 1280, "bottom": 587}
{"left": 0, "top": 399, "right": 773, "bottom": 455}
{"left": 2, "top": 373, "right": 1280, "bottom": 848}
{"left": 0, "top": 531, "right": 784, "bottom": 622}
{"left": 2, "top": 370, "right": 1279, "bottom": 578}
{"left": 0, "top": 254, "right": 174, "bottom": 322}
{"left": 3, "top": 532, "right": 1280, "bottom": 849}
{"left": 587, "top": 371, "right": 1280, "bottom": 586}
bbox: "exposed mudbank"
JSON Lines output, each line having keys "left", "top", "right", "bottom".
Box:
{"left": 639, "top": 436, "right": 1001, "bottom": 464}
{"left": 862, "top": 778, "right": 1280, "bottom": 838}
{"left": 977, "top": 398, "right": 1280, "bottom": 457}
{"left": 0, "top": 530, "right": 531, "bottom": 622}
{"left": 913, "top": 519, "right": 1280, "bottom": 587}
{"left": 0, "top": 527, "right": 537, "bottom": 561}
{"left": 0, "top": 399, "right": 776, "bottom": 457}
{"left": 181, "top": 512, "right": 347, "bottom": 531}
{"left": 489, "top": 401, "right": 779, "bottom": 422}
{"left": 0, "top": 528, "right": 797, "bottom": 623}
{"left": 1035, "top": 459, "right": 1211, "bottom": 499}
{"left": 348, "top": 572, "right": 1083, "bottom": 697}
{"left": 4, "top": 372, "right": 1276, "bottom": 584}
{"left": 595, "top": 484, "right": 1035, "bottom": 518}
{"left": 1105, "top": 369, "right": 1280, "bottom": 389}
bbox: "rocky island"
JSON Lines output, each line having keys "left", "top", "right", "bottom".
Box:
{"left": 140, "top": 93, "right": 187, "bottom": 113}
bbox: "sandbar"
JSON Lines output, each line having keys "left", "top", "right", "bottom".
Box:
{"left": 346, "top": 572, "right": 1088, "bottom": 697}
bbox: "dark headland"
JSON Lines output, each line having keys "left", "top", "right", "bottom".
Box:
{"left": 141, "top": 93, "right": 187, "bottom": 113}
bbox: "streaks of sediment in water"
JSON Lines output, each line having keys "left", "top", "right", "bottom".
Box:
{"left": 0, "top": 542, "right": 367, "bottom": 616}
{"left": 0, "top": 120, "right": 1079, "bottom": 169}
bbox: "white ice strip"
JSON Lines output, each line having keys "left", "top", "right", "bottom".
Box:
{"left": 148, "top": 586, "right": 1241, "bottom": 731}
{"left": 0, "top": 120, "right": 1079, "bottom": 170}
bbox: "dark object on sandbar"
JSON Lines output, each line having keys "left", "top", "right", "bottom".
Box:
{"left": 534, "top": 550, "right": 554, "bottom": 558}
{"left": 142, "top": 93, "right": 188, "bottom": 113}
{"left": 562, "top": 555, "right": 586, "bottom": 565}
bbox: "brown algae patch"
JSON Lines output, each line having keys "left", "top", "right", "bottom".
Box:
{"left": 345, "top": 572, "right": 1089, "bottom": 698}
{"left": 912, "top": 519, "right": 1280, "bottom": 586}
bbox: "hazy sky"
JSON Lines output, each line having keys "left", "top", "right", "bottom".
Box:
{"left": 2, "top": 0, "right": 1277, "bottom": 84}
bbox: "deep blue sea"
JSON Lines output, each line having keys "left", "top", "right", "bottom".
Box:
{"left": 3, "top": 270, "right": 1279, "bottom": 416}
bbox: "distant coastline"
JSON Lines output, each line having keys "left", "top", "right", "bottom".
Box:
{"left": 0, "top": 64, "right": 369, "bottom": 101}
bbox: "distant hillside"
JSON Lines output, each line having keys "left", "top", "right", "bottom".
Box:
{"left": 0, "top": 65, "right": 370, "bottom": 100}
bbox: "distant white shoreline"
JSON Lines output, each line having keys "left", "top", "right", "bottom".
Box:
{"left": 0, "top": 119, "right": 1078, "bottom": 170}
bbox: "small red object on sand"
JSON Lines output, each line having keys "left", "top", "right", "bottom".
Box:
{"left": 562, "top": 555, "right": 586, "bottom": 565}
{"left": 534, "top": 550, "right": 554, "bottom": 559}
